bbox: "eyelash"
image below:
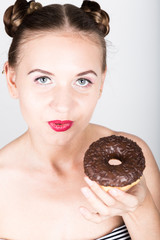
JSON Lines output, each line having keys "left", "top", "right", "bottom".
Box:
{"left": 34, "top": 76, "right": 52, "bottom": 85}
{"left": 75, "top": 78, "right": 93, "bottom": 88}
{"left": 34, "top": 76, "right": 93, "bottom": 88}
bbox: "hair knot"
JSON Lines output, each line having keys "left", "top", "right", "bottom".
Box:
{"left": 27, "top": 1, "right": 42, "bottom": 14}
{"left": 81, "top": 0, "right": 110, "bottom": 37}
{"left": 3, "top": 0, "right": 42, "bottom": 37}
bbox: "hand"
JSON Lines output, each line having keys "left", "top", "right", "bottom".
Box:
{"left": 80, "top": 176, "right": 147, "bottom": 223}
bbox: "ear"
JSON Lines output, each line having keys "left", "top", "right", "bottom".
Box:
{"left": 4, "top": 62, "right": 19, "bottom": 99}
{"left": 99, "top": 67, "right": 107, "bottom": 98}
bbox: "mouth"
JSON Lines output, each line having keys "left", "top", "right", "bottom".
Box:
{"left": 48, "top": 120, "right": 73, "bottom": 132}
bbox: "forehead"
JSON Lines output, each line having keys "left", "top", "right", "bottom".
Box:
{"left": 18, "top": 31, "right": 103, "bottom": 73}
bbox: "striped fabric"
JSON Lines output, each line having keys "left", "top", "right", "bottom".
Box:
{"left": 0, "top": 225, "right": 131, "bottom": 240}
{"left": 96, "top": 224, "right": 131, "bottom": 240}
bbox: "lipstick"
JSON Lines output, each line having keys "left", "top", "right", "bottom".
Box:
{"left": 48, "top": 120, "right": 73, "bottom": 132}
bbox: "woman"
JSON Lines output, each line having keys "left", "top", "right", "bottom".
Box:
{"left": 0, "top": 0, "right": 159, "bottom": 239}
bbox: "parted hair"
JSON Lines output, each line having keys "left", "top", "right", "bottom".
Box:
{"left": 3, "top": 0, "right": 110, "bottom": 71}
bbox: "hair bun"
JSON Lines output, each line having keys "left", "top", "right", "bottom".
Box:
{"left": 81, "top": 1, "right": 110, "bottom": 37}
{"left": 3, "top": 0, "right": 42, "bottom": 38}
{"left": 27, "top": 1, "right": 42, "bottom": 14}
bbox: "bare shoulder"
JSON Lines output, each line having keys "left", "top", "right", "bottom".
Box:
{"left": 0, "top": 141, "right": 17, "bottom": 216}
{"left": 116, "top": 131, "right": 160, "bottom": 210}
{"left": 0, "top": 137, "right": 23, "bottom": 181}
{"left": 0, "top": 140, "right": 19, "bottom": 168}
{"left": 89, "top": 125, "right": 159, "bottom": 175}
{"left": 0, "top": 143, "right": 13, "bottom": 168}
{"left": 89, "top": 124, "right": 160, "bottom": 209}
{"left": 0, "top": 136, "right": 27, "bottom": 213}
{"left": 87, "top": 123, "right": 116, "bottom": 140}
{"left": 116, "top": 130, "right": 159, "bottom": 174}
{"left": 0, "top": 133, "right": 26, "bottom": 168}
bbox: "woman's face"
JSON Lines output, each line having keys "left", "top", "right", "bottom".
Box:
{"left": 7, "top": 31, "right": 106, "bottom": 145}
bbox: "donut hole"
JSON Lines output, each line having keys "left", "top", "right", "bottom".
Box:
{"left": 108, "top": 159, "right": 122, "bottom": 166}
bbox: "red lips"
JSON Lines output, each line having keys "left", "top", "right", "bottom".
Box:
{"left": 48, "top": 120, "right": 73, "bottom": 132}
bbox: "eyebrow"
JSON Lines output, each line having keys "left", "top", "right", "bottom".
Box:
{"left": 28, "top": 69, "right": 97, "bottom": 77}
{"left": 76, "top": 70, "right": 97, "bottom": 77}
{"left": 28, "top": 69, "right": 54, "bottom": 76}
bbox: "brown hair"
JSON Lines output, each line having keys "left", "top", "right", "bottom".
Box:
{"left": 3, "top": 0, "right": 110, "bottom": 72}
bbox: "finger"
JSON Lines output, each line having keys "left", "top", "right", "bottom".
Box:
{"left": 128, "top": 177, "right": 147, "bottom": 204}
{"left": 109, "top": 188, "right": 139, "bottom": 210}
{"left": 81, "top": 187, "right": 110, "bottom": 215}
{"left": 84, "top": 177, "right": 116, "bottom": 207}
{"left": 79, "top": 207, "right": 107, "bottom": 223}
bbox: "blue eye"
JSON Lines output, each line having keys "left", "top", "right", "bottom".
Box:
{"left": 35, "top": 76, "right": 51, "bottom": 85}
{"left": 76, "top": 78, "right": 92, "bottom": 87}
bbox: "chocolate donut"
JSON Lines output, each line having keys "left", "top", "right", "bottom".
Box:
{"left": 84, "top": 135, "right": 145, "bottom": 188}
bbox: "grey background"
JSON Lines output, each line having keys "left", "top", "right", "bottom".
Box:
{"left": 0, "top": 0, "right": 159, "bottom": 167}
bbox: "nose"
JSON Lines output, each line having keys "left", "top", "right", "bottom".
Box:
{"left": 49, "top": 86, "right": 75, "bottom": 114}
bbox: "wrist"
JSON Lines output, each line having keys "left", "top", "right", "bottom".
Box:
{"left": 122, "top": 191, "right": 160, "bottom": 240}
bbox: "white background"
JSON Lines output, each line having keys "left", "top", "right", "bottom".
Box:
{"left": 0, "top": 0, "right": 159, "bottom": 167}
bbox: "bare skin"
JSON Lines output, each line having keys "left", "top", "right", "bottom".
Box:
{"left": 0, "top": 124, "right": 159, "bottom": 240}
{"left": 0, "top": 125, "right": 123, "bottom": 240}
{"left": 0, "top": 32, "right": 159, "bottom": 240}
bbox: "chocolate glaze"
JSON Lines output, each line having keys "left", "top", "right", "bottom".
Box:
{"left": 84, "top": 135, "right": 145, "bottom": 187}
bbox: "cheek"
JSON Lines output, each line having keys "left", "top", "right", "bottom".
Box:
{"left": 78, "top": 92, "right": 99, "bottom": 118}
{"left": 18, "top": 89, "right": 44, "bottom": 124}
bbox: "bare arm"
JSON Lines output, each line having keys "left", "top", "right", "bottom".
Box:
{"left": 123, "top": 188, "right": 160, "bottom": 240}
{"left": 122, "top": 135, "right": 160, "bottom": 239}
{"left": 80, "top": 134, "right": 160, "bottom": 239}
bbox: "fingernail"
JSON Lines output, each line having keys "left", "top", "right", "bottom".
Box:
{"left": 81, "top": 187, "right": 91, "bottom": 198}
{"left": 84, "top": 177, "right": 94, "bottom": 186}
{"left": 109, "top": 188, "right": 119, "bottom": 196}
{"left": 109, "top": 188, "right": 124, "bottom": 196}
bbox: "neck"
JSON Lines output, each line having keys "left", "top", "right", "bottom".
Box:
{"left": 23, "top": 127, "right": 89, "bottom": 173}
